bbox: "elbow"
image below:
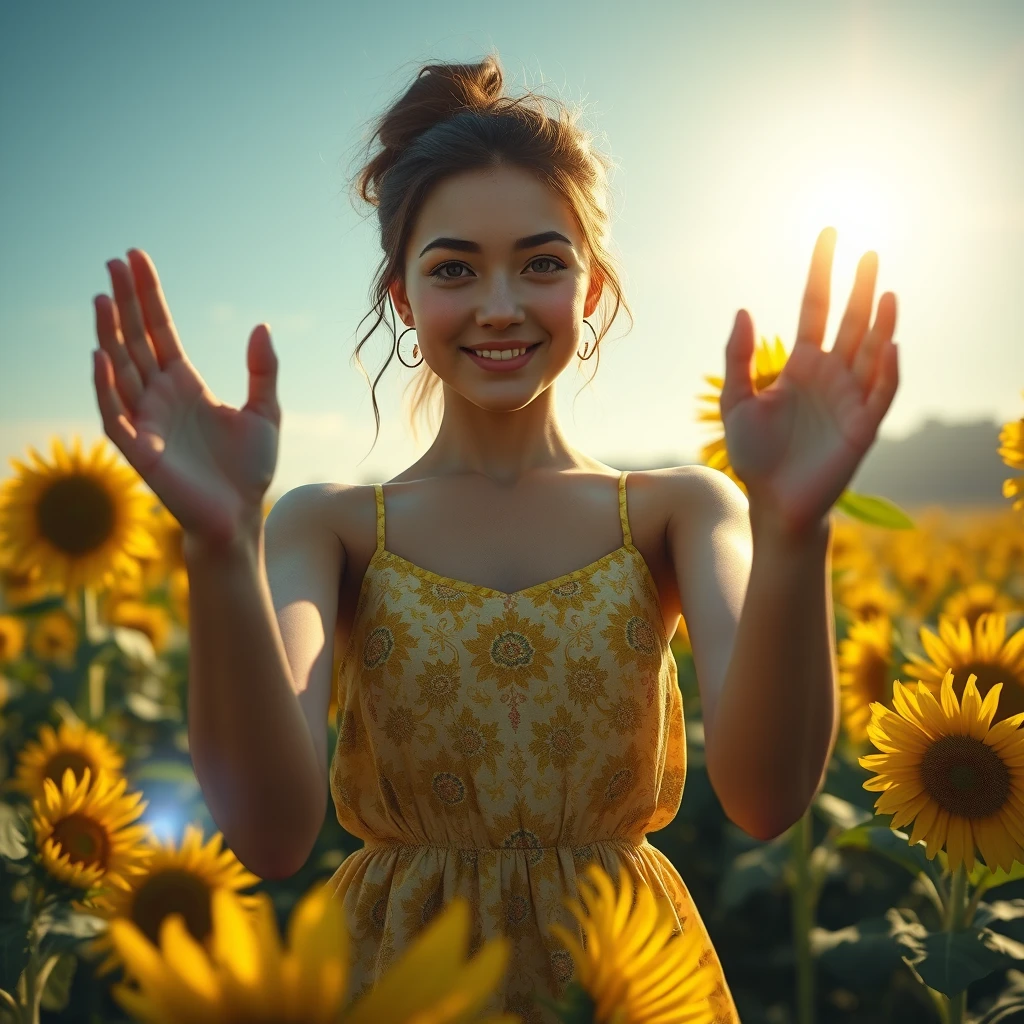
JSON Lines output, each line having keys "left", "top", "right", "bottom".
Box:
{"left": 735, "top": 815, "right": 795, "bottom": 843}
{"left": 706, "top": 753, "right": 802, "bottom": 843}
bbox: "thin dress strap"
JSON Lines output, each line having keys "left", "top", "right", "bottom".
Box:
{"left": 617, "top": 470, "right": 633, "bottom": 548}
{"left": 373, "top": 483, "right": 385, "bottom": 553}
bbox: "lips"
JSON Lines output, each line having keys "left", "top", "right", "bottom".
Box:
{"left": 461, "top": 342, "right": 541, "bottom": 354}
{"left": 461, "top": 342, "right": 542, "bottom": 371}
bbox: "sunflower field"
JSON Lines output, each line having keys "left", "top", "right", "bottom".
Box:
{"left": 1, "top": 348, "right": 1024, "bottom": 1024}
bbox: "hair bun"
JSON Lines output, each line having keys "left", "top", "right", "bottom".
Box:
{"left": 357, "top": 56, "right": 505, "bottom": 206}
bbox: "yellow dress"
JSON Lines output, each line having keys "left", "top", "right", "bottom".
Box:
{"left": 327, "top": 471, "right": 740, "bottom": 1023}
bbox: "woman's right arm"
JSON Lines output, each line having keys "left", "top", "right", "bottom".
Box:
{"left": 183, "top": 502, "right": 336, "bottom": 881}
{"left": 91, "top": 249, "right": 331, "bottom": 879}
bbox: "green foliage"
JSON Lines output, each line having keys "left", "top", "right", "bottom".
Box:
{"left": 904, "top": 925, "right": 1024, "bottom": 997}
{"left": 836, "top": 490, "right": 916, "bottom": 529}
{"left": 834, "top": 823, "right": 944, "bottom": 889}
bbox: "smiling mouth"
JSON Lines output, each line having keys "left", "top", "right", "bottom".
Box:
{"left": 460, "top": 342, "right": 543, "bottom": 355}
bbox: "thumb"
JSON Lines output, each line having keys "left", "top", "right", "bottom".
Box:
{"left": 244, "top": 324, "right": 280, "bottom": 425}
{"left": 719, "top": 309, "right": 756, "bottom": 419}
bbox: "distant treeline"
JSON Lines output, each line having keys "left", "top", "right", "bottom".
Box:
{"left": 623, "top": 417, "right": 1014, "bottom": 509}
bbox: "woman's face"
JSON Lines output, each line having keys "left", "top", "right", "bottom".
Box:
{"left": 389, "top": 164, "right": 604, "bottom": 411}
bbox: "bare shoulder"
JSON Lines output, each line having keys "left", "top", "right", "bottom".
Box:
{"left": 266, "top": 480, "right": 385, "bottom": 565}
{"left": 652, "top": 464, "right": 751, "bottom": 537}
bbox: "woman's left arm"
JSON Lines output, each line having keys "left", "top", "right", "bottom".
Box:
{"left": 704, "top": 224, "right": 900, "bottom": 838}
{"left": 703, "top": 507, "right": 838, "bottom": 841}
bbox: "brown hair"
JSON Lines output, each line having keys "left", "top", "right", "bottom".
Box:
{"left": 347, "top": 53, "right": 633, "bottom": 456}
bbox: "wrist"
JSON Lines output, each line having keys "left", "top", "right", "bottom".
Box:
{"left": 748, "top": 501, "right": 832, "bottom": 553}
{"left": 183, "top": 513, "right": 264, "bottom": 566}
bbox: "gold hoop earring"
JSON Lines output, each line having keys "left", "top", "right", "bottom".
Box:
{"left": 397, "top": 326, "right": 423, "bottom": 368}
{"left": 577, "top": 319, "right": 599, "bottom": 361}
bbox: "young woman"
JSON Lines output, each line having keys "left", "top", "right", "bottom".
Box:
{"left": 92, "top": 54, "right": 898, "bottom": 1024}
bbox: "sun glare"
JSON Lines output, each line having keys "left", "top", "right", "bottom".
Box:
{"left": 798, "top": 168, "right": 899, "bottom": 290}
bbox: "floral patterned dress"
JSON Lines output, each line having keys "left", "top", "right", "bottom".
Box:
{"left": 327, "top": 471, "right": 739, "bottom": 1022}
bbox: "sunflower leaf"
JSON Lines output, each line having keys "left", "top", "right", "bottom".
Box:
{"left": 0, "top": 802, "right": 29, "bottom": 860}
{"left": 0, "top": 918, "right": 30, "bottom": 1006}
{"left": 812, "top": 907, "right": 928, "bottom": 990}
{"left": 812, "top": 792, "right": 873, "bottom": 832}
{"left": 833, "top": 823, "right": 943, "bottom": 888}
{"left": 719, "top": 833, "right": 792, "bottom": 910}
{"left": 534, "top": 983, "right": 596, "bottom": 1023}
{"left": 965, "top": 861, "right": 1024, "bottom": 900}
{"left": 39, "top": 951, "right": 76, "bottom": 1012}
{"left": 973, "top": 900, "right": 1024, "bottom": 943}
{"left": 907, "top": 926, "right": 1024, "bottom": 996}
{"left": 835, "top": 490, "right": 916, "bottom": 530}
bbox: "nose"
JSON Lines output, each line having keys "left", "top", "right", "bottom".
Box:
{"left": 474, "top": 275, "right": 525, "bottom": 331}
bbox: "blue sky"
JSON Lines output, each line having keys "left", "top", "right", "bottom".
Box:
{"left": 2, "top": 0, "right": 1022, "bottom": 497}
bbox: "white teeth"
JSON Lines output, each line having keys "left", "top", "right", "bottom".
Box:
{"left": 474, "top": 347, "right": 527, "bottom": 360}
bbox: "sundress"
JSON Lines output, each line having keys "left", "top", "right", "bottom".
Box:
{"left": 327, "top": 470, "right": 740, "bottom": 1023}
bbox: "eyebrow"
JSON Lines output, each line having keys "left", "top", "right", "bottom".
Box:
{"left": 418, "top": 230, "right": 574, "bottom": 258}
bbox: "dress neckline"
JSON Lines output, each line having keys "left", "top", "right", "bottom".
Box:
{"left": 375, "top": 542, "right": 633, "bottom": 601}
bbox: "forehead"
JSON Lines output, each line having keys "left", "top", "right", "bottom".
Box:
{"left": 411, "top": 165, "right": 577, "bottom": 244}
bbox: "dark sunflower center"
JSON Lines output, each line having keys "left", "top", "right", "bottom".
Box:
{"left": 132, "top": 868, "right": 213, "bottom": 947}
{"left": 51, "top": 812, "right": 110, "bottom": 869}
{"left": 37, "top": 475, "right": 116, "bottom": 556}
{"left": 46, "top": 753, "right": 90, "bottom": 790}
{"left": 954, "top": 664, "right": 1024, "bottom": 723}
{"left": 920, "top": 733, "right": 1011, "bottom": 818}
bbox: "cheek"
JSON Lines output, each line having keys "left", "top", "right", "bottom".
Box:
{"left": 415, "top": 292, "right": 465, "bottom": 336}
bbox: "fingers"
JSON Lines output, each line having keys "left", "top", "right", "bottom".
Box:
{"left": 719, "top": 309, "right": 755, "bottom": 419}
{"left": 126, "top": 249, "right": 187, "bottom": 367}
{"left": 243, "top": 324, "right": 281, "bottom": 426}
{"left": 94, "top": 288, "right": 145, "bottom": 413}
{"left": 794, "top": 227, "right": 837, "bottom": 351}
{"left": 92, "top": 347, "right": 157, "bottom": 472}
{"left": 832, "top": 250, "right": 879, "bottom": 367}
{"left": 863, "top": 330, "right": 899, "bottom": 426}
{"left": 108, "top": 256, "right": 161, "bottom": 387}
{"left": 852, "top": 292, "right": 898, "bottom": 396}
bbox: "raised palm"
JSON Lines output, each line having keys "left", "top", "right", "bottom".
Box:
{"left": 92, "top": 250, "right": 280, "bottom": 546}
{"left": 720, "top": 228, "right": 900, "bottom": 539}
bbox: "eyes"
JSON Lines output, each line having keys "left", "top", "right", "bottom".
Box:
{"left": 428, "top": 256, "right": 566, "bottom": 283}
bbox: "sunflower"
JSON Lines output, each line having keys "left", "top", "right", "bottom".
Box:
{"left": 903, "top": 612, "right": 1024, "bottom": 723}
{"left": 835, "top": 575, "right": 904, "bottom": 624}
{"left": 940, "top": 581, "right": 1020, "bottom": 635}
{"left": 0, "top": 551, "right": 51, "bottom": 608}
{"left": 106, "top": 598, "right": 174, "bottom": 655}
{"left": 858, "top": 668, "right": 1024, "bottom": 874}
{"left": 0, "top": 436, "right": 160, "bottom": 596}
{"left": 696, "top": 334, "right": 789, "bottom": 495}
{"left": 0, "top": 613, "right": 27, "bottom": 663}
{"left": 548, "top": 861, "right": 718, "bottom": 1024}
{"left": 889, "top": 540, "right": 961, "bottom": 621}
{"left": 81, "top": 822, "right": 263, "bottom": 979}
{"left": 982, "top": 517, "right": 1024, "bottom": 586}
{"left": 167, "top": 566, "right": 189, "bottom": 626}
{"left": 998, "top": 391, "right": 1024, "bottom": 514}
{"left": 839, "top": 616, "right": 895, "bottom": 745}
{"left": 107, "top": 885, "right": 517, "bottom": 1024}
{"left": 138, "top": 502, "right": 186, "bottom": 591}
{"left": 4, "top": 718, "right": 125, "bottom": 801}
{"left": 31, "top": 764, "right": 155, "bottom": 906}
{"left": 28, "top": 607, "right": 78, "bottom": 668}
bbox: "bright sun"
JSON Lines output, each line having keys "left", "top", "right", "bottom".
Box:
{"left": 797, "top": 167, "right": 899, "bottom": 287}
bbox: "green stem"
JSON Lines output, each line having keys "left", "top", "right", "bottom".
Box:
{"left": 944, "top": 863, "right": 969, "bottom": 1024}
{"left": 790, "top": 807, "right": 815, "bottom": 1024}
{"left": 77, "top": 585, "right": 103, "bottom": 723}
{"left": 14, "top": 876, "right": 39, "bottom": 1024}
{"left": 0, "top": 987, "right": 23, "bottom": 1024}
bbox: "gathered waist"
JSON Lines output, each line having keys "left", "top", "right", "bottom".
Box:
{"left": 360, "top": 835, "right": 648, "bottom": 853}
